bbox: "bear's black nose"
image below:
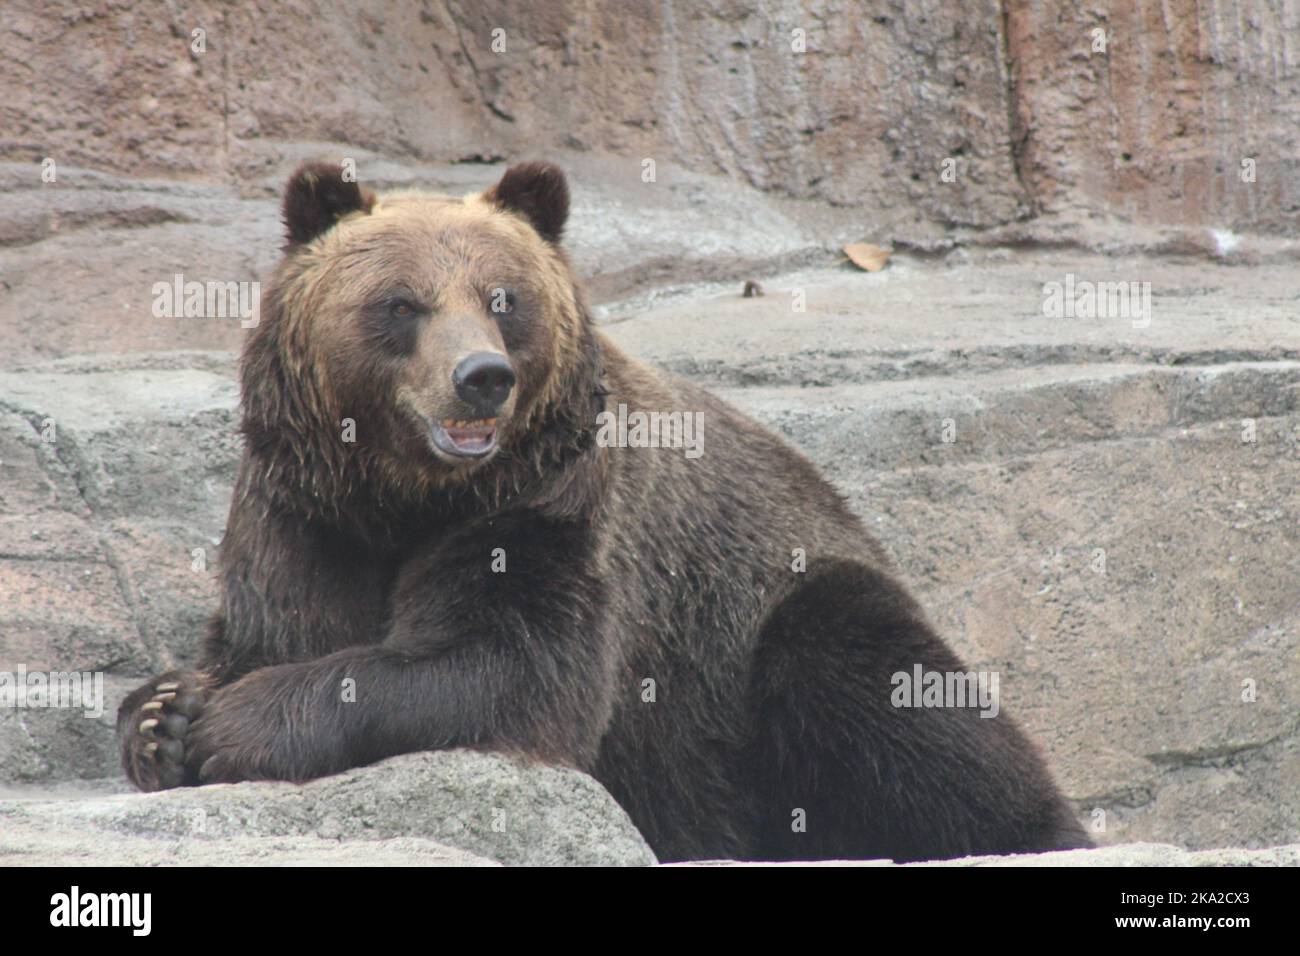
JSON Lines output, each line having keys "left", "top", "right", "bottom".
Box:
{"left": 452, "top": 352, "right": 516, "bottom": 415}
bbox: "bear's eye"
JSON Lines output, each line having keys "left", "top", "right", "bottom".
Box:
{"left": 489, "top": 288, "right": 516, "bottom": 316}
{"left": 386, "top": 297, "right": 419, "bottom": 319}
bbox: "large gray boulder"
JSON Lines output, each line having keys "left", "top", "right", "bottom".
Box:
{"left": 0, "top": 750, "right": 656, "bottom": 867}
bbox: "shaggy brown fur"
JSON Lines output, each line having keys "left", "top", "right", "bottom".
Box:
{"left": 118, "top": 161, "right": 1089, "bottom": 862}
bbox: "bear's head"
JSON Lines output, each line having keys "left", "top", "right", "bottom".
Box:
{"left": 242, "top": 161, "right": 605, "bottom": 523}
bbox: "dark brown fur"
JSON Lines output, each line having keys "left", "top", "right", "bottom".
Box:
{"left": 118, "top": 161, "right": 1090, "bottom": 862}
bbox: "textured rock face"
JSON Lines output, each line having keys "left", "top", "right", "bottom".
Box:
{"left": 1006, "top": 0, "right": 1300, "bottom": 234}
{"left": 0, "top": 357, "right": 239, "bottom": 784}
{"left": 4, "top": 1, "right": 1295, "bottom": 232}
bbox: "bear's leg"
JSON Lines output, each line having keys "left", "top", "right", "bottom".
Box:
{"left": 745, "top": 558, "right": 1089, "bottom": 862}
{"left": 117, "top": 670, "right": 210, "bottom": 791}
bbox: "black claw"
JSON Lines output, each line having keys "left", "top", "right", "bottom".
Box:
{"left": 199, "top": 755, "right": 223, "bottom": 784}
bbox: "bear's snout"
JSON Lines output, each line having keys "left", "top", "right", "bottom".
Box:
{"left": 452, "top": 352, "right": 516, "bottom": 417}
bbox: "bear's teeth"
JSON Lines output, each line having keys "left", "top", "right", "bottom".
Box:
{"left": 441, "top": 419, "right": 497, "bottom": 428}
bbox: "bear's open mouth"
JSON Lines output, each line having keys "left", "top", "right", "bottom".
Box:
{"left": 431, "top": 418, "right": 499, "bottom": 460}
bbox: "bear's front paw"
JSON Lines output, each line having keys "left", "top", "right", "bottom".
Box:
{"left": 184, "top": 671, "right": 297, "bottom": 785}
{"left": 117, "top": 670, "right": 210, "bottom": 791}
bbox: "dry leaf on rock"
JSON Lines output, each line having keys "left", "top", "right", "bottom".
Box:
{"left": 843, "top": 242, "right": 891, "bottom": 272}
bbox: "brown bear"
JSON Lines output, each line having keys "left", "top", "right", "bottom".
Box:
{"left": 118, "top": 160, "right": 1089, "bottom": 862}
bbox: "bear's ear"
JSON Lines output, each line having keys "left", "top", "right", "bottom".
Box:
{"left": 483, "top": 162, "right": 569, "bottom": 243}
{"left": 282, "top": 161, "right": 375, "bottom": 247}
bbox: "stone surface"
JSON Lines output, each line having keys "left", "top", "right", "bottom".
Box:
{"left": 937, "top": 843, "right": 1300, "bottom": 867}
{"left": 0, "top": 156, "right": 834, "bottom": 366}
{"left": 1006, "top": 0, "right": 1300, "bottom": 235}
{"left": 0, "top": 750, "right": 656, "bottom": 867}
{"left": 4, "top": 2, "right": 1296, "bottom": 232}
{"left": 684, "top": 843, "right": 1300, "bottom": 867}
{"left": 0, "top": 356, "right": 238, "bottom": 782}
